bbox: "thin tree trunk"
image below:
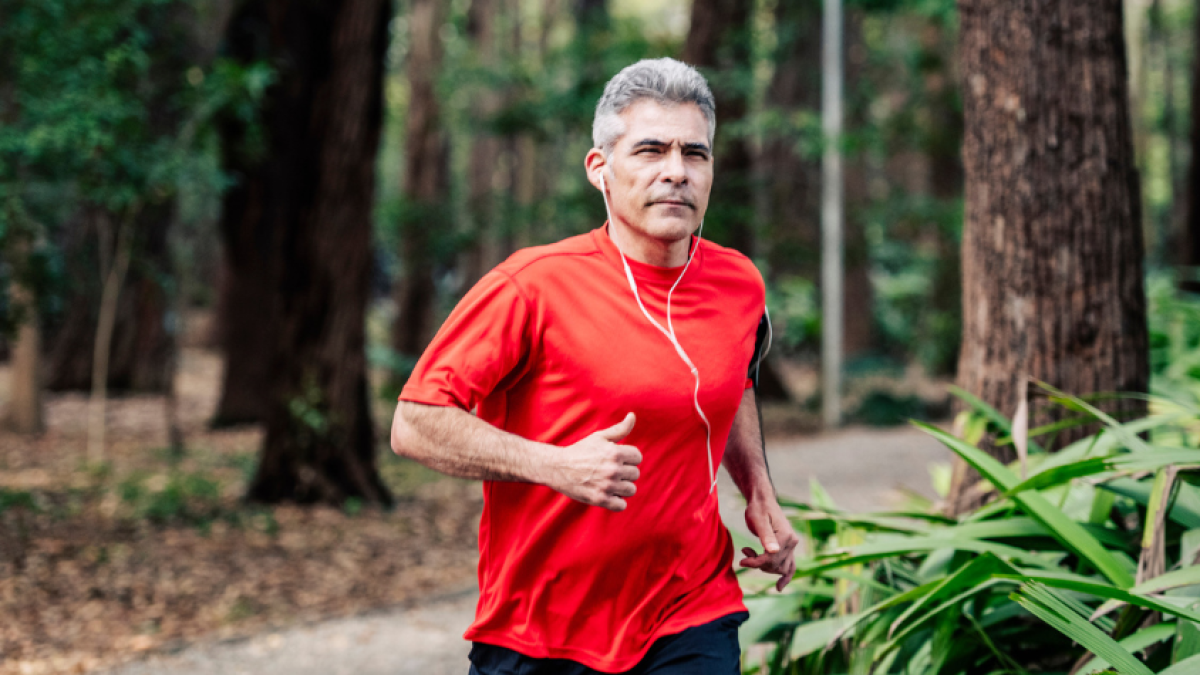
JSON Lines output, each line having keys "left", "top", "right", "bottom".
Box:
{"left": 461, "top": 0, "right": 502, "bottom": 288}
{"left": 390, "top": 0, "right": 449, "bottom": 374}
{"left": 7, "top": 281, "right": 42, "bottom": 435}
{"left": 218, "top": 0, "right": 392, "bottom": 506}
{"left": 949, "top": 0, "right": 1148, "bottom": 514}
{"left": 1181, "top": 0, "right": 1200, "bottom": 285}
{"left": 45, "top": 204, "right": 175, "bottom": 393}
{"left": 88, "top": 210, "right": 136, "bottom": 463}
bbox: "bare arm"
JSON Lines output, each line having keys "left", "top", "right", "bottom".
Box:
{"left": 722, "top": 388, "right": 799, "bottom": 590}
{"left": 390, "top": 401, "right": 642, "bottom": 512}
{"left": 722, "top": 387, "right": 774, "bottom": 502}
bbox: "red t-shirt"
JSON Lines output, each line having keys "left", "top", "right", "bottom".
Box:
{"left": 399, "top": 225, "right": 764, "bottom": 672}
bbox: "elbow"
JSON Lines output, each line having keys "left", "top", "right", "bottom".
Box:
{"left": 390, "top": 403, "right": 419, "bottom": 459}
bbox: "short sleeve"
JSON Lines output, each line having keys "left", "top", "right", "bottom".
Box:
{"left": 399, "top": 270, "right": 533, "bottom": 411}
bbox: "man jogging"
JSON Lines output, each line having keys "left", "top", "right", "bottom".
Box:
{"left": 390, "top": 57, "right": 799, "bottom": 675}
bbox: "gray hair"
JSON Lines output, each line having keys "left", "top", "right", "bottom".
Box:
{"left": 592, "top": 58, "right": 716, "bottom": 157}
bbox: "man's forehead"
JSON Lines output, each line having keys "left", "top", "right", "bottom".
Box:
{"left": 615, "top": 100, "right": 709, "bottom": 145}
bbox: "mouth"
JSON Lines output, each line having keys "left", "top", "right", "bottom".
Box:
{"left": 649, "top": 199, "right": 694, "bottom": 209}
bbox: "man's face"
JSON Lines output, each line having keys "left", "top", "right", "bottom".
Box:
{"left": 587, "top": 100, "right": 713, "bottom": 248}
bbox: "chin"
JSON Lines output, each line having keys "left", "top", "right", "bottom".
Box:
{"left": 643, "top": 216, "right": 699, "bottom": 242}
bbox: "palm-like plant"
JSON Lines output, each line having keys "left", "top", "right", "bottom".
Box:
{"left": 740, "top": 385, "right": 1200, "bottom": 675}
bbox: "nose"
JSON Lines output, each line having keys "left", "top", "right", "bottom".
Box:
{"left": 660, "top": 147, "right": 688, "bottom": 185}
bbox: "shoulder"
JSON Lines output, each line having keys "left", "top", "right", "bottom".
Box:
{"left": 493, "top": 231, "right": 602, "bottom": 283}
{"left": 698, "top": 239, "right": 765, "bottom": 293}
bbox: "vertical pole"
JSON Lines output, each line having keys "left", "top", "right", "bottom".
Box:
{"left": 821, "top": 0, "right": 844, "bottom": 428}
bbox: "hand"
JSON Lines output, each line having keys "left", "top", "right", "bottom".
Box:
{"left": 739, "top": 495, "right": 800, "bottom": 591}
{"left": 544, "top": 413, "right": 643, "bottom": 512}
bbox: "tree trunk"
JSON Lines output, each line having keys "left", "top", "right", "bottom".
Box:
{"left": 44, "top": 204, "right": 175, "bottom": 393}
{"left": 219, "top": 0, "right": 392, "bottom": 506}
{"left": 1181, "top": 2, "right": 1200, "bottom": 286}
{"left": 461, "top": 0, "right": 503, "bottom": 289}
{"left": 683, "top": 0, "right": 755, "bottom": 257}
{"left": 7, "top": 282, "right": 42, "bottom": 435}
{"left": 390, "top": 0, "right": 449, "bottom": 374}
{"left": 210, "top": 3, "right": 285, "bottom": 427}
{"left": 761, "top": 0, "right": 821, "bottom": 282}
{"left": 949, "top": 0, "right": 1148, "bottom": 514}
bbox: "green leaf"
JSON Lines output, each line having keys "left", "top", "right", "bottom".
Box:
{"left": 1182, "top": 529, "right": 1200, "bottom": 567}
{"left": 1004, "top": 449, "right": 1200, "bottom": 498}
{"left": 796, "top": 534, "right": 1057, "bottom": 578}
{"left": 1012, "top": 582, "right": 1153, "bottom": 675}
{"left": 808, "top": 477, "right": 838, "bottom": 511}
{"left": 788, "top": 509, "right": 933, "bottom": 535}
{"left": 1036, "top": 383, "right": 1155, "bottom": 455}
{"left": 1099, "top": 478, "right": 1200, "bottom": 529}
{"left": 740, "top": 593, "right": 805, "bottom": 646}
{"left": 949, "top": 385, "right": 1049, "bottom": 454}
{"left": 788, "top": 613, "right": 860, "bottom": 659}
{"left": 1127, "top": 566, "right": 1200, "bottom": 596}
{"left": 915, "top": 421, "right": 1136, "bottom": 588}
{"left": 1158, "top": 652, "right": 1200, "bottom": 675}
{"left": 888, "top": 553, "right": 1013, "bottom": 639}
{"left": 1174, "top": 620, "right": 1200, "bottom": 663}
{"left": 997, "top": 573, "right": 1200, "bottom": 624}
{"left": 1073, "top": 622, "right": 1176, "bottom": 675}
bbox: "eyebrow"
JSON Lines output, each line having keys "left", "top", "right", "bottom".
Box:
{"left": 631, "top": 139, "right": 711, "bottom": 155}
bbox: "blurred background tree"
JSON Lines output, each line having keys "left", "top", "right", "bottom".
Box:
{"left": 2, "top": 0, "right": 1196, "bottom": 506}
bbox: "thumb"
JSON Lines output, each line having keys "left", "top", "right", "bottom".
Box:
{"left": 598, "top": 412, "right": 636, "bottom": 442}
{"left": 758, "top": 512, "right": 781, "bottom": 553}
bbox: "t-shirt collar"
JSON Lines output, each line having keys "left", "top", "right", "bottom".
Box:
{"left": 592, "top": 222, "right": 703, "bottom": 286}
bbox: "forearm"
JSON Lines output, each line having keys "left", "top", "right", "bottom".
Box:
{"left": 722, "top": 388, "right": 775, "bottom": 502}
{"left": 390, "top": 400, "right": 554, "bottom": 483}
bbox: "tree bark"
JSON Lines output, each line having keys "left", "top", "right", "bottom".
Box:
{"left": 1182, "top": 1, "right": 1200, "bottom": 286}
{"left": 390, "top": 0, "right": 449, "bottom": 373}
{"left": 761, "top": 0, "right": 821, "bottom": 282}
{"left": 7, "top": 281, "right": 42, "bottom": 435}
{"left": 219, "top": 0, "right": 392, "bottom": 506}
{"left": 949, "top": 0, "right": 1148, "bottom": 514}
{"left": 461, "top": 0, "right": 503, "bottom": 289}
{"left": 683, "top": 0, "right": 755, "bottom": 257}
{"left": 210, "top": 2, "right": 284, "bottom": 427}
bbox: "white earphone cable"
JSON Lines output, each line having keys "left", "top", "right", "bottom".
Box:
{"left": 600, "top": 173, "right": 718, "bottom": 493}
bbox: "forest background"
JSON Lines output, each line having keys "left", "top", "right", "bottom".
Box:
{"left": 2, "top": 0, "right": 1199, "bottom": 673}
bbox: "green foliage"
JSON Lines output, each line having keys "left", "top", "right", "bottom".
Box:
{"left": 0, "top": 0, "right": 270, "bottom": 330}
{"left": 0, "top": 487, "right": 40, "bottom": 515}
{"left": 1148, "top": 274, "right": 1200, "bottom": 407}
{"left": 743, "top": 388, "right": 1200, "bottom": 674}
{"left": 118, "top": 470, "right": 223, "bottom": 527}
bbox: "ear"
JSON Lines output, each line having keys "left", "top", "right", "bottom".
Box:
{"left": 584, "top": 148, "right": 607, "bottom": 192}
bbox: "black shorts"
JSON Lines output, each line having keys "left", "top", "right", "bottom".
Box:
{"left": 467, "top": 611, "right": 748, "bottom": 675}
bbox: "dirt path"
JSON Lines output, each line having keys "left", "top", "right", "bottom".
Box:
{"left": 100, "top": 425, "right": 951, "bottom": 675}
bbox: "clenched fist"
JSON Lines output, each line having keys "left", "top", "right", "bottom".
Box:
{"left": 542, "top": 413, "right": 643, "bottom": 512}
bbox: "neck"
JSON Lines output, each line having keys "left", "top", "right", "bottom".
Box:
{"left": 607, "top": 219, "right": 692, "bottom": 267}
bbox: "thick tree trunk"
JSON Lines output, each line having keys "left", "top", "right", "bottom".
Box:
{"left": 949, "top": 0, "right": 1148, "bottom": 514}
{"left": 683, "top": 0, "right": 755, "bottom": 257}
{"left": 219, "top": 0, "right": 392, "bottom": 506}
{"left": 390, "top": 0, "right": 449, "bottom": 372}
